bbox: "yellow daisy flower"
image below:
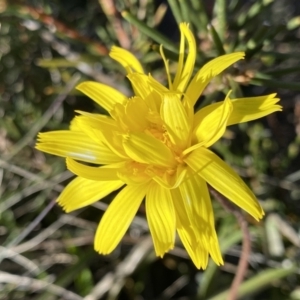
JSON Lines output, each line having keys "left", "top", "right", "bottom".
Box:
{"left": 36, "top": 23, "right": 281, "bottom": 269}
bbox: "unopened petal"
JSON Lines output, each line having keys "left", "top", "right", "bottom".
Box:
{"left": 127, "top": 73, "right": 151, "bottom": 99}
{"left": 160, "top": 45, "right": 172, "bottom": 89}
{"left": 66, "top": 157, "right": 124, "bottom": 181}
{"left": 148, "top": 74, "right": 169, "bottom": 93}
{"left": 36, "top": 131, "right": 121, "bottom": 164}
{"left": 173, "top": 23, "right": 196, "bottom": 93}
{"left": 193, "top": 91, "right": 233, "bottom": 147}
{"left": 57, "top": 177, "right": 124, "bottom": 212}
{"left": 185, "top": 148, "right": 264, "bottom": 220}
{"left": 94, "top": 183, "right": 148, "bottom": 254}
{"left": 185, "top": 52, "right": 245, "bottom": 107}
{"left": 123, "top": 132, "right": 176, "bottom": 167}
{"left": 172, "top": 24, "right": 185, "bottom": 90}
{"left": 72, "top": 114, "right": 127, "bottom": 159}
{"left": 76, "top": 81, "right": 128, "bottom": 113}
{"left": 110, "top": 46, "right": 144, "bottom": 74}
{"left": 161, "top": 93, "right": 191, "bottom": 149}
{"left": 146, "top": 183, "right": 176, "bottom": 257}
{"left": 124, "top": 97, "right": 149, "bottom": 131}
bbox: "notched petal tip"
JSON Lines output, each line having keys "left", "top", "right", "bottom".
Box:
{"left": 109, "top": 46, "right": 144, "bottom": 74}
{"left": 56, "top": 201, "right": 72, "bottom": 214}
{"left": 76, "top": 81, "right": 128, "bottom": 114}
{"left": 94, "top": 244, "right": 110, "bottom": 255}
{"left": 56, "top": 177, "right": 124, "bottom": 213}
{"left": 155, "top": 244, "right": 175, "bottom": 258}
{"left": 179, "top": 22, "right": 190, "bottom": 29}
{"left": 252, "top": 205, "right": 264, "bottom": 221}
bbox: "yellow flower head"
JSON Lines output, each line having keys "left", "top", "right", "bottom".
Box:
{"left": 36, "top": 23, "right": 281, "bottom": 269}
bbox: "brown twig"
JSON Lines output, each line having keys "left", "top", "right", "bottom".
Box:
{"left": 228, "top": 209, "right": 251, "bottom": 300}
{"left": 7, "top": 4, "right": 109, "bottom": 55}
{"left": 209, "top": 186, "right": 251, "bottom": 300}
{"left": 0, "top": 271, "right": 83, "bottom": 300}
{"left": 84, "top": 236, "right": 153, "bottom": 300}
{"left": 98, "top": 0, "right": 131, "bottom": 49}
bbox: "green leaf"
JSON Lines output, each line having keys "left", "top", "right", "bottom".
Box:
{"left": 208, "top": 267, "right": 296, "bottom": 300}
{"left": 166, "top": 0, "right": 183, "bottom": 24}
{"left": 198, "top": 229, "right": 244, "bottom": 298}
{"left": 121, "top": 11, "right": 178, "bottom": 53}
{"left": 207, "top": 24, "right": 226, "bottom": 55}
{"left": 250, "top": 77, "right": 300, "bottom": 91}
{"left": 213, "top": 0, "right": 227, "bottom": 42}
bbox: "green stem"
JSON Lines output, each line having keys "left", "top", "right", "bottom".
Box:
{"left": 122, "top": 11, "right": 178, "bottom": 53}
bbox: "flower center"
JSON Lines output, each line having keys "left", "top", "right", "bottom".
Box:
{"left": 111, "top": 97, "right": 187, "bottom": 187}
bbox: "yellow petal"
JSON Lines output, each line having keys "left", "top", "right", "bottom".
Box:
{"left": 186, "top": 172, "right": 223, "bottom": 265}
{"left": 207, "top": 230, "right": 224, "bottom": 266}
{"left": 76, "top": 81, "right": 128, "bottom": 113}
{"left": 126, "top": 74, "right": 163, "bottom": 113}
{"left": 170, "top": 188, "right": 191, "bottom": 231}
{"left": 179, "top": 170, "right": 208, "bottom": 231}
{"left": 94, "top": 183, "right": 148, "bottom": 254}
{"left": 226, "top": 93, "right": 281, "bottom": 125}
{"left": 178, "top": 169, "right": 222, "bottom": 265}
{"left": 179, "top": 228, "right": 208, "bottom": 269}
{"left": 184, "top": 52, "right": 245, "bottom": 107}
{"left": 172, "top": 182, "right": 223, "bottom": 269}
{"left": 117, "top": 162, "right": 151, "bottom": 185}
{"left": 109, "top": 46, "right": 144, "bottom": 74}
{"left": 70, "top": 114, "right": 123, "bottom": 154}
{"left": 57, "top": 177, "right": 124, "bottom": 212}
{"left": 193, "top": 93, "right": 281, "bottom": 127}
{"left": 72, "top": 114, "right": 127, "bottom": 159}
{"left": 161, "top": 93, "right": 191, "bottom": 149}
{"left": 172, "top": 25, "right": 185, "bottom": 90}
{"left": 99, "top": 128, "right": 128, "bottom": 159}
{"left": 73, "top": 111, "right": 116, "bottom": 129}
{"left": 184, "top": 147, "right": 264, "bottom": 220}
{"left": 127, "top": 73, "right": 168, "bottom": 100}
{"left": 144, "top": 89, "right": 162, "bottom": 113}
{"left": 124, "top": 97, "right": 149, "bottom": 131}
{"left": 193, "top": 91, "right": 233, "bottom": 148}
{"left": 170, "top": 188, "right": 210, "bottom": 269}
{"left": 160, "top": 45, "right": 172, "bottom": 89}
{"left": 146, "top": 183, "right": 176, "bottom": 257}
{"left": 151, "top": 164, "right": 187, "bottom": 189}
{"left": 66, "top": 157, "right": 124, "bottom": 181}
{"left": 36, "top": 131, "right": 121, "bottom": 164}
{"left": 173, "top": 23, "right": 196, "bottom": 93}
{"left": 122, "top": 132, "right": 176, "bottom": 167}
{"left": 148, "top": 74, "right": 169, "bottom": 93}
{"left": 127, "top": 73, "right": 151, "bottom": 99}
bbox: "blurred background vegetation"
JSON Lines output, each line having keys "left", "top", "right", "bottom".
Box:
{"left": 1, "top": 0, "right": 300, "bottom": 299}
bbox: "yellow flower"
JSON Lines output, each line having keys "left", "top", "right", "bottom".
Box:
{"left": 36, "top": 23, "right": 281, "bottom": 269}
